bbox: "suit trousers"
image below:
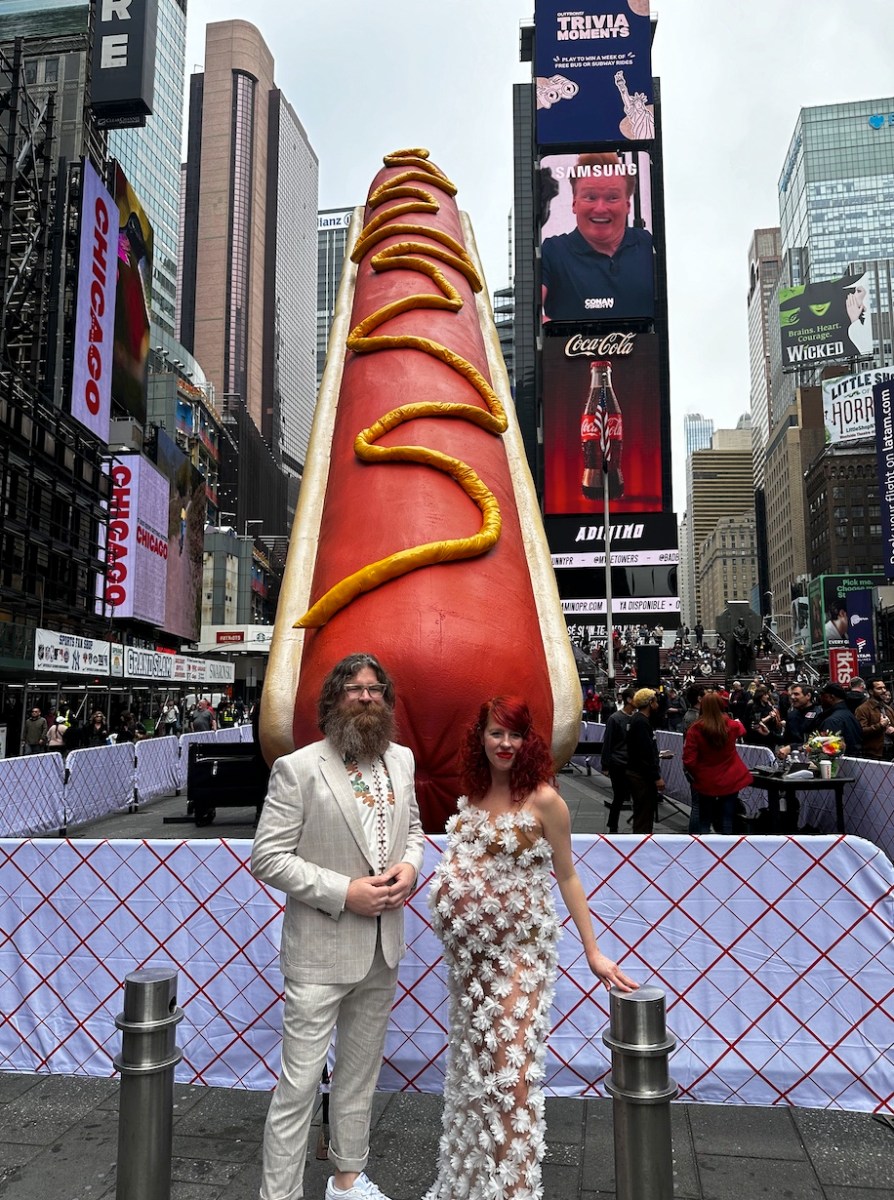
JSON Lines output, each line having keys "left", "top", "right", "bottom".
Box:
{"left": 260, "top": 938, "right": 398, "bottom": 1200}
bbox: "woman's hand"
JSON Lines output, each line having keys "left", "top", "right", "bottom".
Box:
{"left": 586, "top": 948, "right": 639, "bottom": 993}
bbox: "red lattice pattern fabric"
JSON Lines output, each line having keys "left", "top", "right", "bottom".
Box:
{"left": 1, "top": 836, "right": 891, "bottom": 1111}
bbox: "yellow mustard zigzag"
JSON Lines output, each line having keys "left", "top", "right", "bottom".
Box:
{"left": 295, "top": 148, "right": 507, "bottom": 629}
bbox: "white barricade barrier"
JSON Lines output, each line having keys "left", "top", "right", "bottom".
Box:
{"left": 0, "top": 753, "right": 65, "bottom": 837}
{"left": 215, "top": 728, "right": 242, "bottom": 743}
{"left": 176, "top": 731, "right": 217, "bottom": 791}
{"left": 657, "top": 731, "right": 776, "bottom": 820}
{"left": 64, "top": 743, "right": 136, "bottom": 829}
{"left": 1, "top": 836, "right": 891, "bottom": 1111}
{"left": 134, "top": 736, "right": 181, "bottom": 804}
{"left": 239, "top": 723, "right": 254, "bottom": 743}
{"left": 841, "top": 757, "right": 894, "bottom": 862}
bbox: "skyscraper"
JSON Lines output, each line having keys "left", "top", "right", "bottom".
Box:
{"left": 760, "top": 98, "right": 894, "bottom": 624}
{"left": 316, "top": 207, "right": 354, "bottom": 392}
{"left": 779, "top": 99, "right": 894, "bottom": 288}
{"left": 180, "top": 20, "right": 318, "bottom": 494}
{"left": 688, "top": 419, "right": 753, "bottom": 626}
{"left": 107, "top": 0, "right": 186, "bottom": 338}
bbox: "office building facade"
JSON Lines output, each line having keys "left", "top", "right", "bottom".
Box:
{"left": 316, "top": 208, "right": 354, "bottom": 392}
{"left": 107, "top": 0, "right": 186, "bottom": 339}
{"left": 180, "top": 20, "right": 318, "bottom": 502}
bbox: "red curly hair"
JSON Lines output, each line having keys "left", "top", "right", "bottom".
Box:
{"left": 461, "top": 696, "right": 555, "bottom": 803}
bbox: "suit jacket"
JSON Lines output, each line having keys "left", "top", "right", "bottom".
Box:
{"left": 251, "top": 737, "right": 425, "bottom": 984}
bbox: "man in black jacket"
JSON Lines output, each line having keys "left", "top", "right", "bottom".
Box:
{"left": 816, "top": 682, "right": 862, "bottom": 756}
{"left": 600, "top": 686, "right": 635, "bottom": 834}
{"left": 625, "top": 688, "right": 666, "bottom": 834}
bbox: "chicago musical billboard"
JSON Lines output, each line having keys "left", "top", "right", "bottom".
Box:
{"left": 534, "top": 1, "right": 654, "bottom": 147}
{"left": 70, "top": 160, "right": 118, "bottom": 443}
{"left": 540, "top": 148, "right": 654, "bottom": 323}
{"left": 542, "top": 330, "right": 664, "bottom": 515}
{"left": 153, "top": 430, "right": 206, "bottom": 643}
{"left": 103, "top": 454, "right": 168, "bottom": 625}
{"left": 111, "top": 163, "right": 153, "bottom": 426}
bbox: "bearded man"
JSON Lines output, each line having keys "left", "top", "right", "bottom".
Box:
{"left": 252, "top": 653, "right": 425, "bottom": 1200}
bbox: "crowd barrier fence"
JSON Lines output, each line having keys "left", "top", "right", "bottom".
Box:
{"left": 0, "top": 728, "right": 254, "bottom": 838}
{"left": 575, "top": 725, "right": 894, "bottom": 861}
{"left": 0, "top": 835, "right": 891, "bottom": 1112}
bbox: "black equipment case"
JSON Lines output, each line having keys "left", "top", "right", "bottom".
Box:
{"left": 186, "top": 741, "right": 271, "bottom": 826}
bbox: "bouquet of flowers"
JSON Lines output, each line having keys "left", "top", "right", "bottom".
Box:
{"left": 805, "top": 732, "right": 846, "bottom": 775}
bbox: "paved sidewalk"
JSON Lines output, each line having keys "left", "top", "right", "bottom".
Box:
{"left": 2, "top": 770, "right": 892, "bottom": 1198}
{"left": 1, "top": 1070, "right": 892, "bottom": 1199}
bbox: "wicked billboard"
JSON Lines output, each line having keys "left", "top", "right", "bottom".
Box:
{"left": 779, "top": 271, "right": 873, "bottom": 367}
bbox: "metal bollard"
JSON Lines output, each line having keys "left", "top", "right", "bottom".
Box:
{"left": 113, "top": 967, "right": 184, "bottom": 1200}
{"left": 602, "top": 985, "right": 678, "bottom": 1200}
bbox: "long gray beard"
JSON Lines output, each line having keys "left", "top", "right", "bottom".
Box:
{"left": 323, "top": 704, "right": 396, "bottom": 761}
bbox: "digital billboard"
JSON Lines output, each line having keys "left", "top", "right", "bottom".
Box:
{"left": 873, "top": 376, "right": 894, "bottom": 578}
{"left": 153, "top": 430, "right": 206, "bottom": 643}
{"left": 779, "top": 271, "right": 873, "bottom": 367}
{"left": 534, "top": 2, "right": 654, "bottom": 147}
{"left": 542, "top": 331, "right": 664, "bottom": 515}
{"left": 822, "top": 369, "right": 893, "bottom": 444}
{"left": 807, "top": 573, "right": 884, "bottom": 656}
{"left": 70, "top": 160, "right": 118, "bottom": 443}
{"left": 546, "top": 512, "right": 678, "bottom": 636}
{"left": 104, "top": 454, "right": 168, "bottom": 625}
{"left": 111, "top": 163, "right": 153, "bottom": 426}
{"left": 540, "top": 148, "right": 654, "bottom": 323}
{"left": 90, "top": 0, "right": 158, "bottom": 129}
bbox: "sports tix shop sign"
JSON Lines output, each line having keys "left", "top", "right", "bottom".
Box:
{"left": 31, "top": 630, "right": 232, "bottom": 684}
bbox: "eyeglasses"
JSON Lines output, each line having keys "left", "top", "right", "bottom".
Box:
{"left": 344, "top": 683, "right": 386, "bottom": 697}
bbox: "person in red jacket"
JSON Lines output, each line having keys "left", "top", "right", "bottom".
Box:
{"left": 682, "top": 693, "right": 752, "bottom": 834}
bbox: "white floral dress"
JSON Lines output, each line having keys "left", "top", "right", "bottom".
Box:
{"left": 424, "top": 797, "right": 561, "bottom": 1200}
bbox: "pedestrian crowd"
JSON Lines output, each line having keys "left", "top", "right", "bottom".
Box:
{"left": 17, "top": 694, "right": 253, "bottom": 757}
{"left": 598, "top": 672, "right": 890, "bottom": 837}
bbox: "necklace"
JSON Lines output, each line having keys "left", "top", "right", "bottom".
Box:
{"left": 370, "top": 756, "right": 390, "bottom": 872}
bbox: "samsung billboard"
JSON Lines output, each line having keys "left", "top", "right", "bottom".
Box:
{"left": 534, "top": 1, "right": 654, "bottom": 147}
{"left": 90, "top": 0, "right": 158, "bottom": 129}
{"left": 540, "top": 148, "right": 654, "bottom": 323}
{"left": 70, "top": 160, "right": 118, "bottom": 443}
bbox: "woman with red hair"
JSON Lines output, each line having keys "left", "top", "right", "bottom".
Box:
{"left": 424, "top": 697, "right": 636, "bottom": 1200}
{"left": 683, "top": 692, "right": 752, "bottom": 834}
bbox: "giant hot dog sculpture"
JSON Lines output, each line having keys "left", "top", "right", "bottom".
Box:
{"left": 262, "top": 149, "right": 579, "bottom": 831}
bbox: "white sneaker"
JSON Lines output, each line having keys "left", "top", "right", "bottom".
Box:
{"left": 325, "top": 1174, "right": 392, "bottom": 1200}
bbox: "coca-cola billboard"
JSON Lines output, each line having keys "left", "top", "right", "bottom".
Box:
{"left": 542, "top": 331, "right": 667, "bottom": 516}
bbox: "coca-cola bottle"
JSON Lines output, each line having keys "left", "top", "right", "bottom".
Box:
{"left": 581, "top": 359, "right": 624, "bottom": 500}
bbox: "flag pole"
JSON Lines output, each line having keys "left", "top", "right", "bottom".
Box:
{"left": 604, "top": 465, "right": 615, "bottom": 696}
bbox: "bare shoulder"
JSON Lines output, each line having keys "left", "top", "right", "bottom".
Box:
{"left": 528, "top": 782, "right": 568, "bottom": 820}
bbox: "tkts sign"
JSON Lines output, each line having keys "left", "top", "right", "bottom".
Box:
{"left": 564, "top": 331, "right": 636, "bottom": 358}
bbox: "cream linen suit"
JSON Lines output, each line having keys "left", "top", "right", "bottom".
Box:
{"left": 252, "top": 737, "right": 425, "bottom": 1200}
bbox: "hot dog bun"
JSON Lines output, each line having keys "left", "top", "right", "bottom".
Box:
{"left": 262, "top": 150, "right": 578, "bottom": 830}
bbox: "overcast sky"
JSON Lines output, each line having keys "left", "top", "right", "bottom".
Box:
{"left": 183, "top": 0, "right": 894, "bottom": 511}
